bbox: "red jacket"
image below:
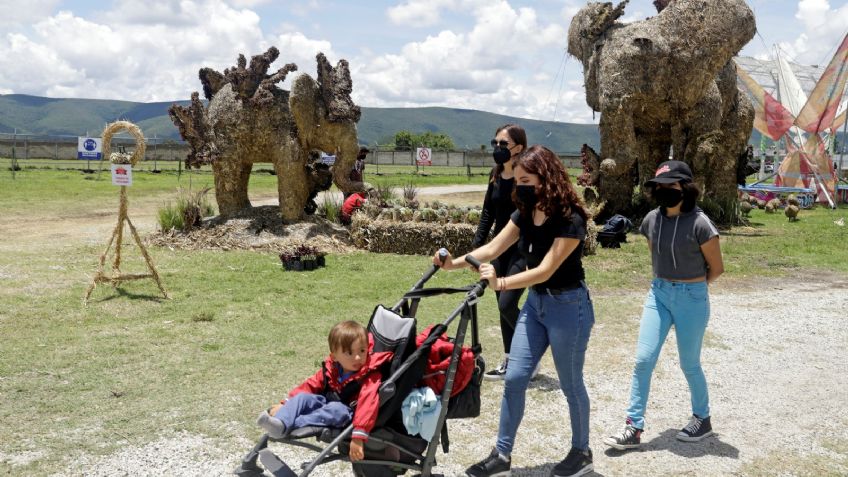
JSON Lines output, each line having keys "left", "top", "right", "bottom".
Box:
{"left": 341, "top": 192, "right": 366, "bottom": 217}
{"left": 287, "top": 334, "right": 393, "bottom": 441}
{"left": 416, "top": 325, "right": 475, "bottom": 397}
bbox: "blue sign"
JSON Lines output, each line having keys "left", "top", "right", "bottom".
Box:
{"left": 78, "top": 136, "right": 103, "bottom": 160}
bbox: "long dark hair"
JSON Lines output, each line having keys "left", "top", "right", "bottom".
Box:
{"left": 491, "top": 123, "right": 527, "bottom": 183}
{"left": 512, "top": 145, "right": 589, "bottom": 222}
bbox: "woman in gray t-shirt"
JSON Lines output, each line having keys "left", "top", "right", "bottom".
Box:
{"left": 604, "top": 160, "right": 724, "bottom": 450}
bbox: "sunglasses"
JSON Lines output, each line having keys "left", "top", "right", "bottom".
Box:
{"left": 490, "top": 139, "right": 511, "bottom": 148}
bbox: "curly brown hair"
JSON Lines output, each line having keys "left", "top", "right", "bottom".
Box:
{"left": 512, "top": 145, "right": 589, "bottom": 222}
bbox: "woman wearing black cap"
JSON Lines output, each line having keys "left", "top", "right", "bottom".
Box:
{"left": 473, "top": 124, "right": 534, "bottom": 381}
{"left": 604, "top": 160, "right": 724, "bottom": 450}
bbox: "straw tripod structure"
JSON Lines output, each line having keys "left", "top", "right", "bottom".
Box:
{"left": 84, "top": 121, "right": 168, "bottom": 304}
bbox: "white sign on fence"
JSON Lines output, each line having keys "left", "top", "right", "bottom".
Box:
{"left": 320, "top": 153, "right": 336, "bottom": 165}
{"left": 111, "top": 164, "right": 133, "bottom": 186}
{"left": 416, "top": 147, "right": 432, "bottom": 166}
{"left": 77, "top": 137, "right": 103, "bottom": 160}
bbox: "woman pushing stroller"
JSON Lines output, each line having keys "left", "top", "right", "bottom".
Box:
{"left": 434, "top": 145, "right": 595, "bottom": 477}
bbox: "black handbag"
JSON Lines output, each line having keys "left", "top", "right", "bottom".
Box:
{"left": 445, "top": 354, "right": 485, "bottom": 419}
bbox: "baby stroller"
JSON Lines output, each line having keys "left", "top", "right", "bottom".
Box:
{"left": 233, "top": 256, "right": 489, "bottom": 477}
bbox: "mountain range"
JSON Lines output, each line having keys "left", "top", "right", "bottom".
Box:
{"left": 0, "top": 94, "right": 600, "bottom": 153}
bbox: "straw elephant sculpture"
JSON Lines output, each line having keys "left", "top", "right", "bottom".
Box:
{"left": 568, "top": 0, "right": 756, "bottom": 221}
{"left": 169, "top": 48, "right": 364, "bottom": 221}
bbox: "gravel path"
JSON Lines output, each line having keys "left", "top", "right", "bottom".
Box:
{"left": 56, "top": 277, "right": 848, "bottom": 476}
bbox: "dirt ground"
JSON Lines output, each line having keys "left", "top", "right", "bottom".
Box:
{"left": 0, "top": 186, "right": 487, "bottom": 251}
{"left": 6, "top": 185, "right": 847, "bottom": 476}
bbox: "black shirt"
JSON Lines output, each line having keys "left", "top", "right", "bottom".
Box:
{"left": 473, "top": 170, "right": 516, "bottom": 248}
{"left": 510, "top": 209, "right": 586, "bottom": 289}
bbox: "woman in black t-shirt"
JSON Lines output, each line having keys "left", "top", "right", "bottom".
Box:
{"left": 435, "top": 145, "right": 596, "bottom": 477}
{"left": 472, "top": 123, "right": 528, "bottom": 380}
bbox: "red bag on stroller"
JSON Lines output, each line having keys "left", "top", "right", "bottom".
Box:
{"left": 416, "top": 324, "right": 474, "bottom": 397}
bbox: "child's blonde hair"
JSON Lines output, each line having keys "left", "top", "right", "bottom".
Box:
{"left": 328, "top": 320, "right": 367, "bottom": 353}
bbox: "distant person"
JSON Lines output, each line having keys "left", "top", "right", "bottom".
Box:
{"left": 339, "top": 190, "right": 369, "bottom": 225}
{"left": 351, "top": 147, "right": 369, "bottom": 181}
{"left": 256, "top": 320, "right": 391, "bottom": 462}
{"left": 604, "top": 160, "right": 724, "bottom": 451}
{"left": 472, "top": 124, "right": 533, "bottom": 381}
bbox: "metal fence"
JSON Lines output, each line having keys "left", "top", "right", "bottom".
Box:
{"left": 0, "top": 133, "right": 582, "bottom": 171}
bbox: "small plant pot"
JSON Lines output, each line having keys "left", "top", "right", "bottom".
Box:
{"left": 291, "top": 260, "right": 303, "bottom": 271}
{"left": 282, "top": 260, "right": 292, "bottom": 271}
{"left": 317, "top": 255, "right": 326, "bottom": 267}
{"left": 304, "top": 259, "right": 315, "bottom": 271}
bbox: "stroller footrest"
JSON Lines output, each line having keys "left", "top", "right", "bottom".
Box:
{"left": 258, "top": 449, "right": 298, "bottom": 477}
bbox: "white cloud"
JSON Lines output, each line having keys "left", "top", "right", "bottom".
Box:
{"left": 779, "top": 0, "right": 848, "bottom": 64}
{"left": 271, "top": 32, "right": 337, "bottom": 88}
{"left": 0, "top": 0, "right": 598, "bottom": 123}
{"left": 0, "top": 1, "right": 272, "bottom": 102}
{"left": 387, "top": 0, "right": 455, "bottom": 27}
{"left": 0, "top": 0, "right": 60, "bottom": 28}
{"left": 353, "top": 0, "right": 598, "bottom": 122}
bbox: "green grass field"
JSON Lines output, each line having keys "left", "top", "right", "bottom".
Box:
{"left": 2, "top": 169, "right": 848, "bottom": 474}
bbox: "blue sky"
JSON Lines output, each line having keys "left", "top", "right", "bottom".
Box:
{"left": 0, "top": 0, "right": 846, "bottom": 123}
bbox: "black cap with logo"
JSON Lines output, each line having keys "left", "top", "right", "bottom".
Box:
{"left": 645, "top": 160, "right": 693, "bottom": 186}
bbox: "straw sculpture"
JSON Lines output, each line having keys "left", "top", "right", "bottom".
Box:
{"left": 169, "top": 48, "right": 364, "bottom": 222}
{"left": 84, "top": 121, "right": 168, "bottom": 304}
{"left": 567, "top": 0, "right": 756, "bottom": 222}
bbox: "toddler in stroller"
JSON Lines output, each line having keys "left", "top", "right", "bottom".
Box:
{"left": 256, "top": 320, "right": 392, "bottom": 461}
{"left": 235, "top": 258, "right": 487, "bottom": 477}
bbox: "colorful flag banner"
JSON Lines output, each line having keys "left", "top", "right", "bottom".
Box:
{"left": 795, "top": 33, "right": 848, "bottom": 133}
{"left": 736, "top": 63, "right": 796, "bottom": 140}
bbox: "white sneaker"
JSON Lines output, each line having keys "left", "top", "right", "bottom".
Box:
{"left": 484, "top": 357, "right": 508, "bottom": 380}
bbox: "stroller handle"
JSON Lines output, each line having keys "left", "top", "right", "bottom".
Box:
{"left": 464, "top": 255, "right": 488, "bottom": 293}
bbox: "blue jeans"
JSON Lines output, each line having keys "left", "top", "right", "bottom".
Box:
{"left": 274, "top": 393, "right": 353, "bottom": 430}
{"left": 627, "top": 278, "right": 710, "bottom": 430}
{"left": 496, "top": 285, "right": 594, "bottom": 454}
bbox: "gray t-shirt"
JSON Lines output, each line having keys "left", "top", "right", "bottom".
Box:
{"left": 639, "top": 207, "right": 719, "bottom": 280}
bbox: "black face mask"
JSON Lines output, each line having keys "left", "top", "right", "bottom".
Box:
{"left": 515, "top": 185, "right": 538, "bottom": 209}
{"left": 492, "top": 147, "right": 511, "bottom": 165}
{"left": 653, "top": 187, "right": 683, "bottom": 208}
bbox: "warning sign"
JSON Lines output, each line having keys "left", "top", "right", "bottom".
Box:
{"left": 111, "top": 164, "right": 133, "bottom": 186}
{"left": 416, "top": 147, "right": 432, "bottom": 166}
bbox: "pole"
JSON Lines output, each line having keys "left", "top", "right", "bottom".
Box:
{"left": 840, "top": 99, "right": 848, "bottom": 183}
{"left": 11, "top": 128, "right": 17, "bottom": 180}
{"left": 153, "top": 134, "right": 159, "bottom": 172}
{"left": 86, "top": 130, "right": 91, "bottom": 172}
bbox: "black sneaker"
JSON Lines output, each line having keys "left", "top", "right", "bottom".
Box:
{"left": 603, "top": 418, "right": 642, "bottom": 450}
{"left": 466, "top": 447, "right": 511, "bottom": 477}
{"left": 676, "top": 415, "right": 713, "bottom": 442}
{"left": 484, "top": 358, "right": 508, "bottom": 381}
{"left": 551, "top": 447, "right": 593, "bottom": 477}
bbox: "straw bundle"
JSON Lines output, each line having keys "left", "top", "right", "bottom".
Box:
{"left": 102, "top": 120, "right": 146, "bottom": 166}
{"left": 350, "top": 215, "right": 476, "bottom": 256}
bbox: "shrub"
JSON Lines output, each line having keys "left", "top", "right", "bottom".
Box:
{"left": 402, "top": 182, "right": 418, "bottom": 201}
{"left": 318, "top": 195, "right": 342, "bottom": 223}
{"left": 157, "top": 187, "right": 215, "bottom": 232}
{"left": 374, "top": 184, "right": 397, "bottom": 206}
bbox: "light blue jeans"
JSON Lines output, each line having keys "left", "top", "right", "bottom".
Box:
{"left": 627, "top": 278, "right": 710, "bottom": 430}
{"left": 274, "top": 393, "right": 352, "bottom": 431}
{"left": 496, "top": 285, "right": 594, "bottom": 454}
